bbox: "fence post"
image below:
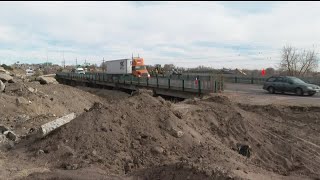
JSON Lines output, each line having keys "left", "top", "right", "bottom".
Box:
{"left": 168, "top": 79, "right": 171, "bottom": 89}
{"left": 235, "top": 76, "right": 238, "bottom": 83}
{"left": 138, "top": 77, "right": 140, "bottom": 86}
{"left": 147, "top": 78, "right": 149, "bottom": 86}
{"left": 251, "top": 77, "right": 254, "bottom": 84}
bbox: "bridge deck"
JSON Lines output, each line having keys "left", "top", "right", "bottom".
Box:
{"left": 56, "top": 72, "right": 223, "bottom": 98}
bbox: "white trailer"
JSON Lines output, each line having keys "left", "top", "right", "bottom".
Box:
{"left": 105, "top": 59, "right": 132, "bottom": 74}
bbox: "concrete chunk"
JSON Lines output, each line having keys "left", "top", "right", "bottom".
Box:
{"left": 0, "top": 125, "right": 8, "bottom": 133}
{"left": 0, "top": 80, "right": 4, "bottom": 92}
{"left": 3, "top": 131, "right": 17, "bottom": 141}
{"left": 16, "top": 97, "right": 29, "bottom": 105}
{"left": 37, "top": 76, "right": 58, "bottom": 85}
{"left": 0, "top": 73, "right": 13, "bottom": 82}
{"left": 40, "top": 113, "right": 76, "bottom": 137}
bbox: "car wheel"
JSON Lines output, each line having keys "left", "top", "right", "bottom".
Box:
{"left": 308, "top": 92, "right": 316, "bottom": 96}
{"left": 295, "top": 88, "right": 303, "bottom": 96}
{"left": 268, "top": 86, "right": 275, "bottom": 94}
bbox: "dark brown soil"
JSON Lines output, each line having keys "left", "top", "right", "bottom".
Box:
{"left": 1, "top": 79, "right": 320, "bottom": 180}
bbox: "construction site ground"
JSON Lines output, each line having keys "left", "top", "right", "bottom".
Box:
{"left": 1, "top": 78, "right": 320, "bottom": 180}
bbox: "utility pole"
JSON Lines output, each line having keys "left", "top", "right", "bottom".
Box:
{"left": 102, "top": 57, "right": 105, "bottom": 72}
{"left": 62, "top": 51, "right": 65, "bottom": 68}
{"left": 46, "top": 49, "right": 48, "bottom": 66}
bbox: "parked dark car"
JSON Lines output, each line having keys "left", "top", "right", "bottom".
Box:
{"left": 263, "top": 76, "right": 320, "bottom": 96}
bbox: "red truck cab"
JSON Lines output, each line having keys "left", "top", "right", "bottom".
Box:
{"left": 132, "top": 57, "right": 150, "bottom": 78}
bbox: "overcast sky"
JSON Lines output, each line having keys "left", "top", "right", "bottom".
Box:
{"left": 0, "top": 1, "right": 320, "bottom": 69}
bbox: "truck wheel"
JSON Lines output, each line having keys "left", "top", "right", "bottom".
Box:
{"left": 295, "top": 88, "right": 303, "bottom": 96}
{"left": 268, "top": 86, "right": 275, "bottom": 94}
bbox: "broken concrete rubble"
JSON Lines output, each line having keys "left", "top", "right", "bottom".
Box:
{"left": 0, "top": 80, "right": 5, "bottom": 92}
{"left": 40, "top": 113, "right": 76, "bottom": 137}
{"left": 37, "top": 76, "right": 58, "bottom": 85}
{"left": 27, "top": 87, "right": 37, "bottom": 93}
{"left": 4, "top": 131, "right": 17, "bottom": 141}
{"left": 0, "top": 73, "right": 13, "bottom": 82}
{"left": 172, "top": 129, "right": 184, "bottom": 138}
{"left": 0, "top": 125, "right": 17, "bottom": 150}
{"left": 151, "top": 146, "right": 164, "bottom": 154}
{"left": 0, "top": 125, "right": 8, "bottom": 133}
{"left": 16, "top": 97, "right": 30, "bottom": 105}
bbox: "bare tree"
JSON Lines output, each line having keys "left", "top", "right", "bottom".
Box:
{"left": 163, "top": 64, "right": 175, "bottom": 72}
{"left": 280, "top": 45, "right": 319, "bottom": 76}
{"left": 298, "top": 49, "right": 318, "bottom": 76}
{"left": 265, "top": 67, "right": 276, "bottom": 75}
{"left": 280, "top": 45, "right": 299, "bottom": 76}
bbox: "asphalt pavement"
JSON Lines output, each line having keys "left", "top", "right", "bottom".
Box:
{"left": 223, "top": 83, "right": 320, "bottom": 106}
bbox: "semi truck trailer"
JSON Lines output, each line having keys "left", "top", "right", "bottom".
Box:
{"left": 105, "top": 57, "right": 150, "bottom": 78}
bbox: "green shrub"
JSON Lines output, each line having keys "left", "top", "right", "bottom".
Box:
{"left": 1, "top": 64, "right": 13, "bottom": 71}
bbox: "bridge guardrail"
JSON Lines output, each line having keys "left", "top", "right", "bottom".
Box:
{"left": 56, "top": 72, "right": 224, "bottom": 94}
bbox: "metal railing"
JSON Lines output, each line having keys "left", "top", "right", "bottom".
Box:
{"left": 56, "top": 72, "right": 224, "bottom": 94}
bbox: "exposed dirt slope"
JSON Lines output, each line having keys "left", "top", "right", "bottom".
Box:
{"left": 19, "top": 93, "right": 320, "bottom": 179}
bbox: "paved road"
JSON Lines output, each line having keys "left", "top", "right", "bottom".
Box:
{"left": 223, "top": 83, "right": 320, "bottom": 106}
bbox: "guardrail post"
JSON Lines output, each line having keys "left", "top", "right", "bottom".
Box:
{"left": 198, "top": 80, "right": 201, "bottom": 96}
{"left": 235, "top": 76, "right": 238, "bottom": 83}
{"left": 157, "top": 77, "right": 159, "bottom": 88}
{"left": 131, "top": 76, "right": 133, "bottom": 85}
{"left": 214, "top": 81, "right": 217, "bottom": 93}
{"left": 168, "top": 79, "right": 171, "bottom": 89}
{"left": 147, "top": 78, "right": 149, "bottom": 86}
{"left": 182, "top": 79, "right": 184, "bottom": 91}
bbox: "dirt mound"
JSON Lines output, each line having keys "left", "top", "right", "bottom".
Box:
{"left": 26, "top": 93, "right": 239, "bottom": 178}
{"left": 14, "top": 93, "right": 320, "bottom": 179}
{"left": 22, "top": 162, "right": 231, "bottom": 180}
{"left": 0, "top": 82, "right": 104, "bottom": 138}
{"left": 173, "top": 97, "right": 320, "bottom": 178}
{"left": 202, "top": 94, "right": 232, "bottom": 105}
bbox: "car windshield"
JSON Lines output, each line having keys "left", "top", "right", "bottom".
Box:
{"left": 134, "top": 66, "right": 146, "bottom": 70}
{"left": 289, "top": 77, "right": 306, "bottom": 84}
